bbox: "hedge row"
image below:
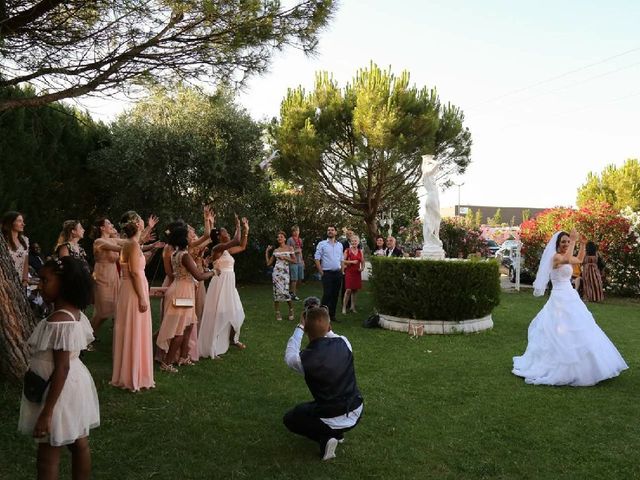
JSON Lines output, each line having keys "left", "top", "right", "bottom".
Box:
{"left": 370, "top": 257, "right": 501, "bottom": 321}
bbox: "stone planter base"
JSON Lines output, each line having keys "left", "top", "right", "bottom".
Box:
{"left": 379, "top": 313, "right": 493, "bottom": 334}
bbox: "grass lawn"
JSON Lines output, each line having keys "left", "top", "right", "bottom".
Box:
{"left": 1, "top": 283, "right": 639, "bottom": 479}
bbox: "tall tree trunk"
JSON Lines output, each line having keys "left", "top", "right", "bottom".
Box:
{"left": 0, "top": 234, "right": 36, "bottom": 383}
{"left": 364, "top": 212, "right": 380, "bottom": 250}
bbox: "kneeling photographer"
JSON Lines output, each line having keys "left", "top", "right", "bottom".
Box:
{"left": 283, "top": 297, "right": 364, "bottom": 461}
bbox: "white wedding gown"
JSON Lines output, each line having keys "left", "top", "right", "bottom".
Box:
{"left": 513, "top": 264, "right": 628, "bottom": 386}
{"left": 198, "top": 251, "right": 245, "bottom": 358}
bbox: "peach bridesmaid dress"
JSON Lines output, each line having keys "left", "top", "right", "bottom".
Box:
{"left": 156, "top": 251, "right": 197, "bottom": 354}
{"left": 93, "top": 242, "right": 120, "bottom": 320}
{"left": 111, "top": 250, "right": 155, "bottom": 392}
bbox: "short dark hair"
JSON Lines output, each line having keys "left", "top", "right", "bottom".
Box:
{"left": 168, "top": 226, "right": 189, "bottom": 249}
{"left": 209, "top": 228, "right": 220, "bottom": 246}
{"left": 586, "top": 241, "right": 598, "bottom": 256}
{"left": 41, "top": 257, "right": 94, "bottom": 309}
{"left": 164, "top": 220, "right": 186, "bottom": 240}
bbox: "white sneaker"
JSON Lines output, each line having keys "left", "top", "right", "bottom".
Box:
{"left": 322, "top": 438, "right": 339, "bottom": 461}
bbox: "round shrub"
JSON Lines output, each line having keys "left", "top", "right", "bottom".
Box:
{"left": 370, "top": 257, "right": 501, "bottom": 321}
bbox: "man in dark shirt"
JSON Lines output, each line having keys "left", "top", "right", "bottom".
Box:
{"left": 384, "top": 235, "right": 403, "bottom": 257}
{"left": 284, "top": 300, "right": 363, "bottom": 460}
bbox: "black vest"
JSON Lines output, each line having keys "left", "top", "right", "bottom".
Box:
{"left": 300, "top": 336, "right": 362, "bottom": 418}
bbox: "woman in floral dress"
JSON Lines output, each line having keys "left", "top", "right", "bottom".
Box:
{"left": 265, "top": 231, "right": 296, "bottom": 321}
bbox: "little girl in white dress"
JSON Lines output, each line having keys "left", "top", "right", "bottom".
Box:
{"left": 18, "top": 257, "right": 99, "bottom": 478}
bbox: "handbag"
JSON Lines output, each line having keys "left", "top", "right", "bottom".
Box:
{"left": 23, "top": 369, "right": 51, "bottom": 403}
{"left": 362, "top": 313, "right": 380, "bottom": 328}
{"left": 407, "top": 321, "right": 424, "bottom": 338}
{"left": 172, "top": 298, "right": 195, "bottom": 307}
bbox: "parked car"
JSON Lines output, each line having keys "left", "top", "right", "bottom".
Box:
{"left": 494, "top": 245, "right": 515, "bottom": 268}
{"left": 485, "top": 239, "right": 500, "bottom": 256}
{"left": 501, "top": 239, "right": 519, "bottom": 250}
{"left": 496, "top": 245, "right": 534, "bottom": 284}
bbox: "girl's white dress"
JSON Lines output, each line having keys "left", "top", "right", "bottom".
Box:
{"left": 513, "top": 264, "right": 628, "bottom": 386}
{"left": 198, "top": 251, "right": 245, "bottom": 358}
{"left": 18, "top": 310, "right": 100, "bottom": 446}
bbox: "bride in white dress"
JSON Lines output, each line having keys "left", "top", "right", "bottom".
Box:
{"left": 199, "top": 216, "right": 249, "bottom": 359}
{"left": 512, "top": 229, "right": 628, "bottom": 386}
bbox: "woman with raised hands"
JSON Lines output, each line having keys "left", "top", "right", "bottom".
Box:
{"left": 156, "top": 226, "right": 215, "bottom": 372}
{"left": 512, "top": 229, "right": 627, "bottom": 386}
{"left": 198, "top": 214, "right": 247, "bottom": 359}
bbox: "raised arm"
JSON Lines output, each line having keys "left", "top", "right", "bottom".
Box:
{"left": 554, "top": 229, "right": 579, "bottom": 267}
{"left": 94, "top": 238, "right": 123, "bottom": 253}
{"left": 228, "top": 217, "right": 249, "bottom": 255}
{"left": 211, "top": 215, "right": 242, "bottom": 257}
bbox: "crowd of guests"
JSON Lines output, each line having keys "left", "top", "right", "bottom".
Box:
{"left": 3, "top": 208, "right": 259, "bottom": 477}
{"left": 3, "top": 209, "right": 371, "bottom": 476}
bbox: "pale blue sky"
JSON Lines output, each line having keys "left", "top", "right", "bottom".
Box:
{"left": 84, "top": 1, "right": 640, "bottom": 210}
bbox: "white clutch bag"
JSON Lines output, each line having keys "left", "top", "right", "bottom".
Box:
{"left": 172, "top": 298, "right": 195, "bottom": 308}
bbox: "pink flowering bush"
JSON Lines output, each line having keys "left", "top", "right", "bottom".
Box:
{"left": 520, "top": 201, "right": 640, "bottom": 296}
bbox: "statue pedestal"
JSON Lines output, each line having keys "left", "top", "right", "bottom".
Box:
{"left": 421, "top": 243, "right": 445, "bottom": 260}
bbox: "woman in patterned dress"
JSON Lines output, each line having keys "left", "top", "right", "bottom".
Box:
{"left": 265, "top": 231, "right": 296, "bottom": 321}
{"left": 2, "top": 211, "right": 30, "bottom": 287}
{"left": 582, "top": 241, "right": 605, "bottom": 303}
{"left": 54, "top": 220, "right": 90, "bottom": 273}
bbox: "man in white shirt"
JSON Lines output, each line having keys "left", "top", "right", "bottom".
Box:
{"left": 314, "top": 225, "right": 344, "bottom": 323}
{"left": 283, "top": 298, "right": 364, "bottom": 460}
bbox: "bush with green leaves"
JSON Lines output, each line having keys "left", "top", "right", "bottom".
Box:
{"left": 370, "top": 257, "right": 500, "bottom": 320}
{"left": 439, "top": 217, "right": 489, "bottom": 258}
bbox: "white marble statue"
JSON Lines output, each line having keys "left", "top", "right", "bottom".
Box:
{"left": 421, "top": 154, "right": 446, "bottom": 259}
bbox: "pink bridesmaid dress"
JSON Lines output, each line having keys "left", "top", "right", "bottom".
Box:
{"left": 111, "top": 250, "right": 155, "bottom": 392}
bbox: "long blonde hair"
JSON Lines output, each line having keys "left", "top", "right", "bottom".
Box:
{"left": 54, "top": 220, "right": 80, "bottom": 254}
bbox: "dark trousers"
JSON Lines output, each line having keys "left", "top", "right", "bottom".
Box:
{"left": 321, "top": 270, "right": 342, "bottom": 322}
{"left": 283, "top": 401, "right": 358, "bottom": 447}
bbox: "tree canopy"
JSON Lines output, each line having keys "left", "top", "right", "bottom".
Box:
{"left": 270, "top": 62, "right": 472, "bottom": 243}
{"left": 0, "top": 0, "right": 335, "bottom": 111}
{"left": 89, "top": 85, "right": 263, "bottom": 224}
{"left": 577, "top": 159, "right": 640, "bottom": 211}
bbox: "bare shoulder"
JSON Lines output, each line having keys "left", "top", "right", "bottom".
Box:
{"left": 47, "top": 310, "right": 78, "bottom": 323}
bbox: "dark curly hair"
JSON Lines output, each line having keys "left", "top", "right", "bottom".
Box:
{"left": 41, "top": 257, "right": 94, "bottom": 309}
{"left": 209, "top": 228, "right": 220, "bottom": 246}
{"left": 168, "top": 226, "right": 189, "bottom": 250}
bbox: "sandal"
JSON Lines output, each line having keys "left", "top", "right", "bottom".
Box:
{"left": 288, "top": 309, "right": 295, "bottom": 321}
{"left": 160, "top": 362, "right": 178, "bottom": 373}
{"left": 178, "top": 357, "right": 194, "bottom": 366}
{"left": 275, "top": 312, "right": 282, "bottom": 321}
{"left": 234, "top": 342, "right": 247, "bottom": 350}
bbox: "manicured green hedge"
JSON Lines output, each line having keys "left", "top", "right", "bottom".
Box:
{"left": 370, "top": 257, "right": 501, "bottom": 320}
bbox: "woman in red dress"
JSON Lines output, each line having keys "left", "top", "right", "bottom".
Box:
{"left": 342, "top": 235, "right": 364, "bottom": 314}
